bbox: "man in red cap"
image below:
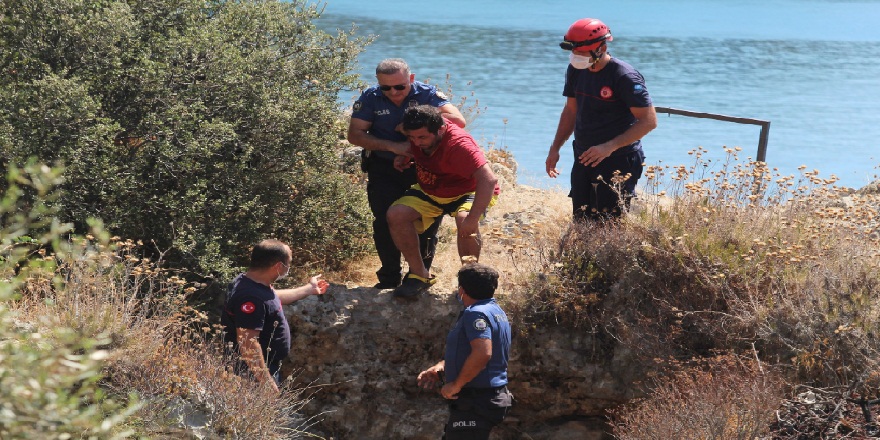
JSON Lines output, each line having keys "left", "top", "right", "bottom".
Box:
{"left": 545, "top": 18, "right": 657, "bottom": 221}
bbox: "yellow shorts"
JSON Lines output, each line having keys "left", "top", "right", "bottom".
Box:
{"left": 392, "top": 185, "right": 498, "bottom": 234}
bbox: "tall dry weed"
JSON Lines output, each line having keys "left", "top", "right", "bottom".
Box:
{"left": 515, "top": 146, "right": 880, "bottom": 386}
{"left": 15, "top": 236, "right": 188, "bottom": 344}
{"left": 612, "top": 355, "right": 784, "bottom": 440}
{"left": 109, "top": 323, "right": 321, "bottom": 439}
{"left": 16, "top": 234, "right": 321, "bottom": 438}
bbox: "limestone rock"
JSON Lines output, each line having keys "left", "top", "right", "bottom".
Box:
{"left": 283, "top": 285, "right": 642, "bottom": 439}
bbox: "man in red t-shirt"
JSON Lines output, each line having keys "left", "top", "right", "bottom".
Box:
{"left": 388, "top": 105, "right": 500, "bottom": 298}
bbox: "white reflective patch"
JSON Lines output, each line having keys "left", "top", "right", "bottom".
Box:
{"left": 436, "top": 91, "right": 449, "bottom": 101}
{"left": 473, "top": 318, "right": 488, "bottom": 331}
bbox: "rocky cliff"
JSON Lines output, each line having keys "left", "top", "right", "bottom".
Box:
{"left": 282, "top": 286, "right": 646, "bottom": 440}
{"left": 279, "top": 183, "right": 647, "bottom": 440}
{"left": 280, "top": 167, "right": 880, "bottom": 439}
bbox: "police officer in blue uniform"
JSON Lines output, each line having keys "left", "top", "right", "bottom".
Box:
{"left": 417, "top": 264, "right": 513, "bottom": 439}
{"left": 347, "top": 58, "right": 466, "bottom": 289}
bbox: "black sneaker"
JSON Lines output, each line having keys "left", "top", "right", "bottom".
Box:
{"left": 392, "top": 273, "right": 437, "bottom": 299}
{"left": 373, "top": 279, "right": 401, "bottom": 290}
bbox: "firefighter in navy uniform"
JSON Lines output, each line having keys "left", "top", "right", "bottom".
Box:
{"left": 545, "top": 18, "right": 658, "bottom": 221}
{"left": 417, "top": 264, "right": 513, "bottom": 439}
{"left": 221, "top": 239, "right": 328, "bottom": 394}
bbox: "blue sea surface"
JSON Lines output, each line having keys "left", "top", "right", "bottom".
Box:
{"left": 317, "top": 0, "right": 880, "bottom": 189}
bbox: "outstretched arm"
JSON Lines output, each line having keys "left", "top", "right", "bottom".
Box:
{"left": 276, "top": 275, "right": 328, "bottom": 305}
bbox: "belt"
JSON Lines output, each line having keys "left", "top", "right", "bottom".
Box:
{"left": 457, "top": 385, "right": 508, "bottom": 396}
{"left": 574, "top": 140, "right": 640, "bottom": 157}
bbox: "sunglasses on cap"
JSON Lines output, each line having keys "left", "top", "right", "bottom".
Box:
{"left": 379, "top": 83, "right": 408, "bottom": 91}
{"left": 559, "top": 34, "right": 609, "bottom": 51}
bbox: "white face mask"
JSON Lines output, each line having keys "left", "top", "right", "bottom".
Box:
{"left": 569, "top": 53, "right": 594, "bottom": 70}
{"left": 276, "top": 262, "right": 289, "bottom": 281}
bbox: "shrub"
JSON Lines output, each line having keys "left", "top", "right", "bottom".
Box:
{"left": 612, "top": 355, "right": 784, "bottom": 440}
{"left": 6, "top": 161, "right": 319, "bottom": 438}
{"left": 0, "top": 0, "right": 372, "bottom": 279}
{"left": 0, "top": 162, "right": 139, "bottom": 439}
{"left": 513, "top": 146, "right": 880, "bottom": 387}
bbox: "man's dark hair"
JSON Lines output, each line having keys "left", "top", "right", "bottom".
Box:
{"left": 402, "top": 105, "right": 445, "bottom": 134}
{"left": 458, "top": 263, "right": 499, "bottom": 300}
{"left": 249, "top": 239, "right": 291, "bottom": 269}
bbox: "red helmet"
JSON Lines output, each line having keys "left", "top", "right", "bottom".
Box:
{"left": 560, "top": 18, "right": 613, "bottom": 51}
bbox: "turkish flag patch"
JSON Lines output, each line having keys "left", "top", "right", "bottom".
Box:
{"left": 240, "top": 302, "right": 256, "bottom": 314}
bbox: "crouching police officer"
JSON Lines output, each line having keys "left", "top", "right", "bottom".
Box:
{"left": 417, "top": 263, "right": 513, "bottom": 439}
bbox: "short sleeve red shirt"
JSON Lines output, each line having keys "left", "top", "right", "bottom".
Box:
{"left": 410, "top": 123, "right": 501, "bottom": 198}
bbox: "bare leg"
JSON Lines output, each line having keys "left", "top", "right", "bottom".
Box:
{"left": 387, "top": 205, "right": 430, "bottom": 279}
{"left": 455, "top": 211, "right": 481, "bottom": 263}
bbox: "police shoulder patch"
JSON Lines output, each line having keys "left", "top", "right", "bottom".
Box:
{"left": 435, "top": 90, "right": 448, "bottom": 101}
{"left": 353, "top": 101, "right": 362, "bottom": 112}
{"left": 473, "top": 318, "right": 488, "bottom": 331}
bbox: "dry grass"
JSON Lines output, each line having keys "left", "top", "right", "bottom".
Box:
{"left": 612, "top": 355, "right": 785, "bottom": 440}
{"left": 634, "top": 148, "right": 880, "bottom": 385}
{"left": 14, "top": 237, "right": 187, "bottom": 344}
{"left": 15, "top": 237, "right": 321, "bottom": 439}
{"left": 495, "top": 147, "right": 880, "bottom": 437}
{"left": 108, "top": 326, "right": 320, "bottom": 439}
{"left": 510, "top": 147, "right": 880, "bottom": 381}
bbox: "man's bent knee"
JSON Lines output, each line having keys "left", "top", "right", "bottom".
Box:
{"left": 387, "top": 204, "right": 420, "bottom": 225}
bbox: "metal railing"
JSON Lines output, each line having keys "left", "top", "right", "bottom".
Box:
{"left": 654, "top": 107, "right": 770, "bottom": 162}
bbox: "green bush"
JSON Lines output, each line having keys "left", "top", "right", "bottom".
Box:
{"left": 0, "top": 0, "right": 372, "bottom": 278}
{"left": 0, "top": 162, "right": 138, "bottom": 439}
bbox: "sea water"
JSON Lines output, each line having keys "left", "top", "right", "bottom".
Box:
{"left": 316, "top": 0, "right": 880, "bottom": 189}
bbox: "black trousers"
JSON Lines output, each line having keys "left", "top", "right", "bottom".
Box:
{"left": 226, "top": 349, "right": 281, "bottom": 385}
{"left": 569, "top": 149, "right": 645, "bottom": 222}
{"left": 443, "top": 386, "right": 513, "bottom": 440}
{"left": 366, "top": 156, "right": 441, "bottom": 284}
